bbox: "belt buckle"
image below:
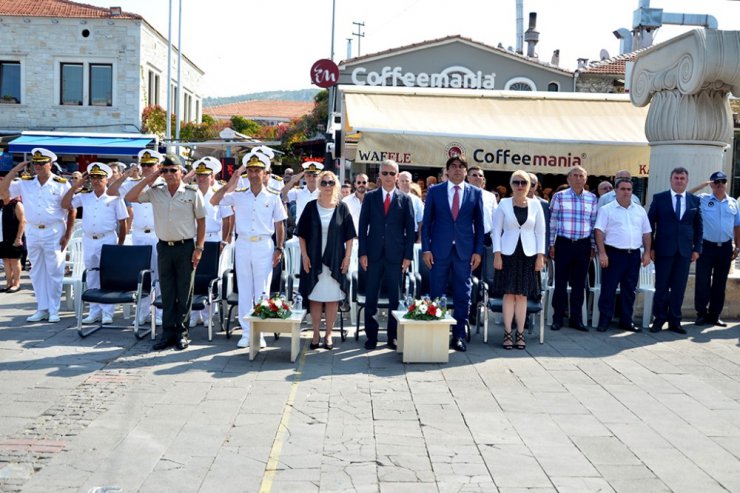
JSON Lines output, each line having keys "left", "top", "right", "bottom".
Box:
{"left": 38, "top": 224, "right": 45, "bottom": 229}
{"left": 144, "top": 228, "right": 152, "bottom": 233}
{"left": 92, "top": 235, "right": 99, "bottom": 240}
{"left": 717, "top": 242, "right": 723, "bottom": 247}
{"left": 167, "top": 241, "right": 175, "bottom": 246}
{"left": 250, "top": 235, "right": 261, "bottom": 242}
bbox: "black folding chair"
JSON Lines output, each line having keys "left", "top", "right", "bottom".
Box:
{"left": 151, "top": 241, "right": 222, "bottom": 341}
{"left": 77, "top": 244, "right": 152, "bottom": 339}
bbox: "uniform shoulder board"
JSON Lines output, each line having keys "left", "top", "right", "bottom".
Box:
{"left": 53, "top": 176, "right": 68, "bottom": 183}
{"left": 185, "top": 184, "right": 198, "bottom": 191}
{"left": 267, "top": 187, "right": 280, "bottom": 195}
{"left": 235, "top": 187, "right": 249, "bottom": 193}
{"left": 75, "top": 188, "right": 92, "bottom": 194}
{"left": 218, "top": 179, "right": 226, "bottom": 185}
{"left": 130, "top": 177, "right": 143, "bottom": 181}
{"left": 20, "top": 175, "right": 33, "bottom": 180}
{"left": 211, "top": 185, "right": 221, "bottom": 193}
{"left": 152, "top": 182, "right": 166, "bottom": 188}
{"left": 272, "top": 174, "right": 283, "bottom": 181}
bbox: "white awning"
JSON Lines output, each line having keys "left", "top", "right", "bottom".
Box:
{"left": 341, "top": 86, "right": 651, "bottom": 176}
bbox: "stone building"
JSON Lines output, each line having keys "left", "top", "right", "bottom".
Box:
{"left": 0, "top": 0, "right": 204, "bottom": 135}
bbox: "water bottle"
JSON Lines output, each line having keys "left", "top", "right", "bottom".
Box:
{"left": 294, "top": 292, "right": 303, "bottom": 310}
{"left": 405, "top": 294, "right": 414, "bottom": 308}
{"left": 439, "top": 295, "right": 448, "bottom": 311}
{"left": 398, "top": 297, "right": 407, "bottom": 311}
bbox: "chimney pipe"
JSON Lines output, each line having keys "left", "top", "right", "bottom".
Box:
{"left": 551, "top": 49, "right": 560, "bottom": 67}
{"left": 524, "top": 12, "right": 539, "bottom": 58}
{"left": 515, "top": 0, "right": 524, "bottom": 54}
{"left": 577, "top": 58, "right": 589, "bottom": 69}
{"left": 346, "top": 38, "right": 353, "bottom": 59}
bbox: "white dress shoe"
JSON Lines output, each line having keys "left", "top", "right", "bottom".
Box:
{"left": 47, "top": 314, "right": 61, "bottom": 323}
{"left": 101, "top": 314, "right": 113, "bottom": 325}
{"left": 27, "top": 311, "right": 49, "bottom": 322}
{"left": 82, "top": 314, "right": 101, "bottom": 324}
{"left": 237, "top": 335, "right": 249, "bottom": 348}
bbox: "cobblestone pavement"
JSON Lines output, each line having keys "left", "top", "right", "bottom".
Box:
{"left": 1, "top": 273, "right": 739, "bottom": 492}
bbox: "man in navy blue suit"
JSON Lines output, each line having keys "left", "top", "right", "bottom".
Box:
{"left": 648, "top": 167, "right": 703, "bottom": 334}
{"left": 358, "top": 160, "right": 416, "bottom": 350}
{"left": 421, "top": 155, "right": 484, "bottom": 352}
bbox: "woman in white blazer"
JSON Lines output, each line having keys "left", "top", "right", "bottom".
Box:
{"left": 492, "top": 170, "right": 546, "bottom": 349}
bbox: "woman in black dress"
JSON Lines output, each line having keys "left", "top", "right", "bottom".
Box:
{"left": 0, "top": 196, "right": 27, "bottom": 292}
{"left": 492, "top": 170, "right": 545, "bottom": 350}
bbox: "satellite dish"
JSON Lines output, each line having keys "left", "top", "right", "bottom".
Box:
{"left": 600, "top": 49, "right": 610, "bottom": 60}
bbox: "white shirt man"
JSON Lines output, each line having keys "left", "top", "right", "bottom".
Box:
{"left": 342, "top": 173, "right": 368, "bottom": 233}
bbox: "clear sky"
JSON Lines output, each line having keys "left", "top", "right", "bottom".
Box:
{"left": 83, "top": 0, "right": 740, "bottom": 98}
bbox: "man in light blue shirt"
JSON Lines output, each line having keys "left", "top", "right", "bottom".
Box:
{"left": 692, "top": 171, "right": 740, "bottom": 326}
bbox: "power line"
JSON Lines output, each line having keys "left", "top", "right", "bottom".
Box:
{"left": 352, "top": 21, "right": 366, "bottom": 56}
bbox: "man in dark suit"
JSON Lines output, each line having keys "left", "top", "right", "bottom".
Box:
{"left": 421, "top": 155, "right": 484, "bottom": 352}
{"left": 358, "top": 160, "right": 416, "bottom": 350}
{"left": 648, "top": 167, "right": 703, "bottom": 334}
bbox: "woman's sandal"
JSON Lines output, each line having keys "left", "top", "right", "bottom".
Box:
{"left": 502, "top": 331, "right": 513, "bottom": 350}
{"left": 515, "top": 331, "right": 526, "bottom": 350}
{"left": 323, "top": 336, "right": 334, "bottom": 350}
{"left": 309, "top": 339, "right": 321, "bottom": 350}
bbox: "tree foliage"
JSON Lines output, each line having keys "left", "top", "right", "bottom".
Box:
{"left": 230, "top": 115, "right": 261, "bottom": 136}
{"left": 280, "top": 90, "right": 329, "bottom": 150}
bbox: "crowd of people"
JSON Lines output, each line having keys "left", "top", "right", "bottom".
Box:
{"left": 0, "top": 145, "right": 737, "bottom": 354}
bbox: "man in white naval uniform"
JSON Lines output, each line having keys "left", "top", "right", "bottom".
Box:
{"left": 210, "top": 151, "right": 287, "bottom": 349}
{"left": 0, "top": 148, "right": 75, "bottom": 323}
{"left": 281, "top": 161, "right": 322, "bottom": 227}
{"left": 189, "top": 156, "right": 234, "bottom": 327}
{"left": 107, "top": 149, "right": 164, "bottom": 325}
{"left": 61, "top": 163, "right": 128, "bottom": 324}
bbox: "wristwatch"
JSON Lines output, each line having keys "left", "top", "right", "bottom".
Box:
{"left": 194, "top": 245, "right": 204, "bottom": 252}
{"left": 275, "top": 246, "right": 284, "bottom": 252}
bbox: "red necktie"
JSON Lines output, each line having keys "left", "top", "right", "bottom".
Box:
{"left": 452, "top": 185, "right": 460, "bottom": 221}
{"left": 384, "top": 192, "right": 391, "bottom": 215}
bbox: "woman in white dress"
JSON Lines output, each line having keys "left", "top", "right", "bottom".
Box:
{"left": 297, "top": 171, "right": 356, "bottom": 350}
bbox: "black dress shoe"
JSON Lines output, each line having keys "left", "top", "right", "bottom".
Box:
{"left": 550, "top": 321, "right": 562, "bottom": 331}
{"left": 571, "top": 321, "right": 589, "bottom": 332}
{"left": 649, "top": 321, "right": 663, "bottom": 333}
{"left": 668, "top": 324, "right": 687, "bottom": 335}
{"left": 152, "top": 338, "right": 175, "bottom": 351}
{"left": 387, "top": 341, "right": 397, "bottom": 350}
{"left": 364, "top": 340, "right": 377, "bottom": 350}
{"left": 596, "top": 324, "right": 608, "bottom": 332}
{"left": 710, "top": 318, "right": 728, "bottom": 327}
{"left": 619, "top": 322, "right": 642, "bottom": 333}
{"left": 309, "top": 340, "right": 321, "bottom": 350}
{"left": 175, "top": 337, "right": 190, "bottom": 350}
{"left": 695, "top": 315, "right": 708, "bottom": 326}
{"left": 450, "top": 338, "right": 467, "bottom": 352}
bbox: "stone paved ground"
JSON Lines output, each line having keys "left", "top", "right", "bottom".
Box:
{"left": 1, "top": 272, "right": 739, "bottom": 492}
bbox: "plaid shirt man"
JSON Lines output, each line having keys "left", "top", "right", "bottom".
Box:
{"left": 549, "top": 187, "right": 598, "bottom": 247}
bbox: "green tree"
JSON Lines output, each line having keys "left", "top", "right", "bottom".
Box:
{"left": 230, "top": 115, "right": 261, "bottom": 136}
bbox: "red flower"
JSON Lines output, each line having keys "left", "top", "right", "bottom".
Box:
{"left": 428, "top": 305, "right": 437, "bottom": 316}
{"left": 408, "top": 304, "right": 416, "bottom": 312}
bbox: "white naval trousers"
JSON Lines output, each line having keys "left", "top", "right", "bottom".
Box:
{"left": 132, "top": 230, "right": 160, "bottom": 320}
{"left": 235, "top": 235, "right": 274, "bottom": 333}
{"left": 82, "top": 232, "right": 118, "bottom": 317}
{"left": 26, "top": 223, "right": 66, "bottom": 316}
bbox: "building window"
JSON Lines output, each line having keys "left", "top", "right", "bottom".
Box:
{"left": 61, "top": 63, "right": 83, "bottom": 105}
{"left": 147, "top": 70, "right": 160, "bottom": 106}
{"left": 0, "top": 61, "right": 21, "bottom": 104}
{"left": 171, "top": 83, "right": 178, "bottom": 113}
{"left": 547, "top": 82, "right": 560, "bottom": 92}
{"left": 504, "top": 77, "right": 536, "bottom": 91}
{"left": 89, "top": 64, "right": 112, "bottom": 106}
{"left": 183, "top": 92, "right": 192, "bottom": 121}
{"left": 195, "top": 99, "right": 200, "bottom": 122}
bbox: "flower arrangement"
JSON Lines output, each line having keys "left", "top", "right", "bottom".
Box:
{"left": 403, "top": 297, "right": 448, "bottom": 320}
{"left": 251, "top": 294, "right": 292, "bottom": 319}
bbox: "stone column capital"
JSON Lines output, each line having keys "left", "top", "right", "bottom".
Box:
{"left": 630, "top": 29, "right": 740, "bottom": 108}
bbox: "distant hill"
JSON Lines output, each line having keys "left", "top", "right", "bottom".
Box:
{"left": 204, "top": 89, "right": 320, "bottom": 108}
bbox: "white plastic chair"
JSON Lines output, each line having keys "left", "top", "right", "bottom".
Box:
{"left": 62, "top": 237, "right": 84, "bottom": 318}
{"left": 589, "top": 257, "right": 622, "bottom": 328}
{"left": 638, "top": 262, "right": 656, "bottom": 329}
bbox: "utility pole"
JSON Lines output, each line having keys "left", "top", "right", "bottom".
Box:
{"left": 352, "top": 21, "right": 365, "bottom": 57}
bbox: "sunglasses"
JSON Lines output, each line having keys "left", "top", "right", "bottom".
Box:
{"left": 469, "top": 173, "right": 484, "bottom": 178}
{"left": 139, "top": 163, "right": 157, "bottom": 167}
{"left": 320, "top": 180, "right": 336, "bottom": 187}
{"left": 355, "top": 181, "right": 367, "bottom": 185}
{"left": 159, "top": 168, "right": 180, "bottom": 174}
{"left": 380, "top": 171, "right": 397, "bottom": 176}
{"left": 713, "top": 179, "right": 727, "bottom": 185}
{"left": 511, "top": 180, "right": 528, "bottom": 186}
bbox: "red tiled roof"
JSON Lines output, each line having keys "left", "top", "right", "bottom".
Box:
{"left": 0, "top": 0, "right": 141, "bottom": 19}
{"left": 204, "top": 100, "right": 314, "bottom": 121}
{"left": 578, "top": 50, "right": 646, "bottom": 75}
{"left": 341, "top": 34, "right": 574, "bottom": 76}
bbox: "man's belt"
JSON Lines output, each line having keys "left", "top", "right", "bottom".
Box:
{"left": 87, "top": 231, "right": 114, "bottom": 240}
{"left": 605, "top": 245, "right": 640, "bottom": 254}
{"left": 703, "top": 239, "right": 732, "bottom": 247}
{"left": 556, "top": 235, "right": 590, "bottom": 243}
{"left": 248, "top": 235, "right": 270, "bottom": 242}
{"left": 159, "top": 239, "right": 192, "bottom": 246}
{"left": 134, "top": 227, "right": 153, "bottom": 234}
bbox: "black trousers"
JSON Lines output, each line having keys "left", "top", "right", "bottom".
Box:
{"left": 694, "top": 240, "right": 733, "bottom": 319}
{"left": 653, "top": 253, "right": 691, "bottom": 326}
{"left": 157, "top": 240, "right": 196, "bottom": 340}
{"left": 364, "top": 257, "right": 403, "bottom": 343}
{"left": 552, "top": 236, "right": 591, "bottom": 324}
{"left": 597, "top": 246, "right": 640, "bottom": 326}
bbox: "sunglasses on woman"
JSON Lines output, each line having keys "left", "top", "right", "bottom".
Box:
{"left": 320, "top": 180, "right": 336, "bottom": 187}
{"left": 511, "top": 180, "right": 528, "bottom": 186}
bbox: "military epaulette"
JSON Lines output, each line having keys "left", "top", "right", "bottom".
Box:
{"left": 235, "top": 187, "right": 249, "bottom": 193}
{"left": 271, "top": 174, "right": 283, "bottom": 181}
{"left": 20, "top": 175, "right": 33, "bottom": 180}
{"left": 218, "top": 179, "right": 226, "bottom": 185}
{"left": 53, "top": 176, "right": 68, "bottom": 183}
{"left": 129, "top": 177, "right": 143, "bottom": 181}
{"left": 76, "top": 188, "right": 92, "bottom": 194}
{"left": 212, "top": 185, "right": 221, "bottom": 193}
{"left": 152, "top": 182, "right": 166, "bottom": 188}
{"left": 185, "top": 184, "right": 198, "bottom": 191}
{"left": 267, "top": 187, "right": 280, "bottom": 195}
